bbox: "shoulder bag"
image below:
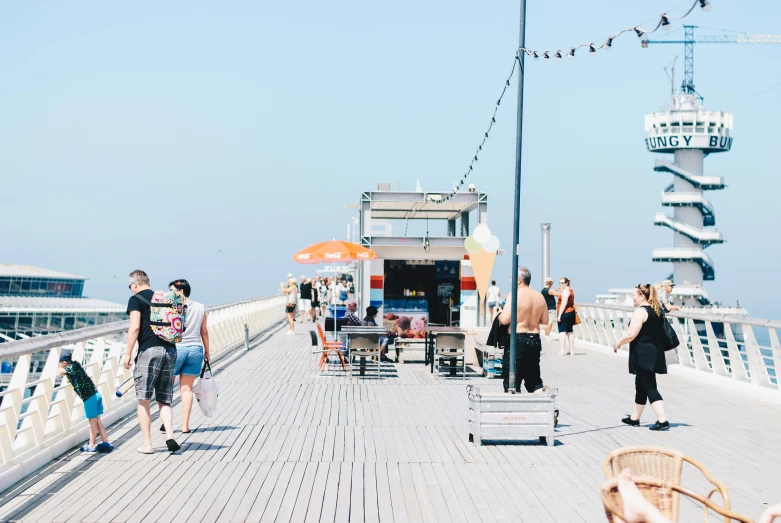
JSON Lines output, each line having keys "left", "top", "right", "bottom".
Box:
{"left": 659, "top": 311, "right": 680, "bottom": 351}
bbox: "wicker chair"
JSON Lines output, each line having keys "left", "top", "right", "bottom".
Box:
{"left": 600, "top": 475, "right": 753, "bottom": 523}
{"left": 603, "top": 446, "right": 731, "bottom": 522}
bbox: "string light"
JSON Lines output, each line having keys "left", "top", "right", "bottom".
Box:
{"left": 404, "top": 0, "right": 711, "bottom": 237}
{"left": 403, "top": 54, "right": 520, "bottom": 234}
{"left": 518, "top": 0, "right": 709, "bottom": 60}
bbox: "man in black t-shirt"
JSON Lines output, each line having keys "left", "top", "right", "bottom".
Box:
{"left": 299, "top": 277, "right": 313, "bottom": 323}
{"left": 124, "top": 269, "right": 179, "bottom": 454}
{"left": 541, "top": 277, "right": 559, "bottom": 340}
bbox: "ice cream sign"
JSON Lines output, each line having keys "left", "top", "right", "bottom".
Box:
{"left": 464, "top": 224, "right": 499, "bottom": 313}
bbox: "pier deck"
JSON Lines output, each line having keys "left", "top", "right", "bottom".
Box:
{"left": 1, "top": 325, "right": 779, "bottom": 522}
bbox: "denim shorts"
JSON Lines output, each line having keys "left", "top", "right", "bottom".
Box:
{"left": 83, "top": 392, "right": 104, "bottom": 419}
{"left": 174, "top": 345, "right": 204, "bottom": 376}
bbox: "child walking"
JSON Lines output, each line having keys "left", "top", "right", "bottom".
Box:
{"left": 57, "top": 350, "right": 113, "bottom": 453}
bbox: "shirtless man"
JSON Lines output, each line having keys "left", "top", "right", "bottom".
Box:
{"left": 498, "top": 266, "right": 549, "bottom": 394}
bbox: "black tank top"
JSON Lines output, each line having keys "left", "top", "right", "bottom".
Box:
{"left": 634, "top": 305, "right": 662, "bottom": 347}
{"left": 629, "top": 305, "right": 667, "bottom": 374}
{"left": 541, "top": 288, "right": 556, "bottom": 310}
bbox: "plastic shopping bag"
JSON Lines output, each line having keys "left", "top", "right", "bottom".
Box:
{"left": 193, "top": 361, "right": 218, "bottom": 417}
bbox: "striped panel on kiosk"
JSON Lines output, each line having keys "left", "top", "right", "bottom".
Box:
{"left": 368, "top": 259, "right": 384, "bottom": 313}
{"left": 460, "top": 259, "right": 478, "bottom": 328}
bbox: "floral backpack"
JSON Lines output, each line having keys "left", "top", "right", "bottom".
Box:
{"left": 135, "top": 290, "right": 186, "bottom": 343}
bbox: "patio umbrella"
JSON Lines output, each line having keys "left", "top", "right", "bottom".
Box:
{"left": 293, "top": 240, "right": 377, "bottom": 339}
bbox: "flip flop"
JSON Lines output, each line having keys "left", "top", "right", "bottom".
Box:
{"left": 166, "top": 439, "right": 181, "bottom": 453}
{"left": 181, "top": 429, "right": 194, "bottom": 434}
{"left": 137, "top": 447, "right": 154, "bottom": 454}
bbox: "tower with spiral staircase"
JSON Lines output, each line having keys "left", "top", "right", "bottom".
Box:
{"left": 645, "top": 93, "right": 733, "bottom": 306}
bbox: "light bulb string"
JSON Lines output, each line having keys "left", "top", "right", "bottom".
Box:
{"left": 402, "top": 54, "right": 519, "bottom": 237}
{"left": 403, "top": 0, "right": 710, "bottom": 237}
{"left": 517, "top": 0, "right": 705, "bottom": 58}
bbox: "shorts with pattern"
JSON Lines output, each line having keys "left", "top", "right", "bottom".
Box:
{"left": 133, "top": 345, "right": 177, "bottom": 404}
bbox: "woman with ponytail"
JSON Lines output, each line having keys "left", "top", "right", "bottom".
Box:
{"left": 613, "top": 284, "right": 670, "bottom": 431}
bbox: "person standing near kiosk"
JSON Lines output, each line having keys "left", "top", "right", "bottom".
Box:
{"left": 498, "top": 267, "right": 549, "bottom": 394}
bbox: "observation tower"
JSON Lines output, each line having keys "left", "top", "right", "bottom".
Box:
{"left": 645, "top": 93, "right": 732, "bottom": 305}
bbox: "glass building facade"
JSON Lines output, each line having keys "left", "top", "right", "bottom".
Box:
{"left": 0, "top": 268, "right": 125, "bottom": 345}
{"left": 0, "top": 277, "right": 85, "bottom": 297}
{"left": 0, "top": 310, "right": 125, "bottom": 341}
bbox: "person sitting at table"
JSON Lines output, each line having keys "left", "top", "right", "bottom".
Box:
{"left": 363, "top": 306, "right": 394, "bottom": 363}
{"left": 344, "top": 299, "right": 362, "bottom": 326}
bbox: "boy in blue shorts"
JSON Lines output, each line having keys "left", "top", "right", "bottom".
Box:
{"left": 57, "top": 350, "right": 113, "bottom": 453}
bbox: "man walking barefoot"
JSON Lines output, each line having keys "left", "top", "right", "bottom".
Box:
{"left": 124, "top": 270, "right": 180, "bottom": 454}
{"left": 498, "top": 267, "right": 549, "bottom": 394}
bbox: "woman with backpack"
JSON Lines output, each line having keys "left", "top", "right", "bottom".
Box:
{"left": 166, "top": 279, "right": 209, "bottom": 434}
{"left": 613, "top": 284, "right": 670, "bottom": 431}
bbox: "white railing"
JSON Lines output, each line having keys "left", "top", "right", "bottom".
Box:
{"left": 0, "top": 295, "right": 286, "bottom": 491}
{"left": 574, "top": 303, "right": 781, "bottom": 392}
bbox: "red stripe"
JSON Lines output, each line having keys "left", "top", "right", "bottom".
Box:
{"left": 461, "top": 277, "right": 476, "bottom": 291}
{"left": 370, "top": 276, "right": 383, "bottom": 289}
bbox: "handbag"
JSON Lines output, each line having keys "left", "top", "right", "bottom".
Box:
{"left": 659, "top": 312, "right": 680, "bottom": 351}
{"left": 193, "top": 361, "right": 219, "bottom": 417}
{"left": 574, "top": 307, "right": 582, "bottom": 326}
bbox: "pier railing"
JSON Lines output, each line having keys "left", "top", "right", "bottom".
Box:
{"left": 574, "top": 302, "right": 780, "bottom": 392}
{"left": 0, "top": 295, "right": 286, "bottom": 491}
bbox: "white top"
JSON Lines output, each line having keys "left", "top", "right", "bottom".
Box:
{"left": 487, "top": 285, "right": 500, "bottom": 303}
{"left": 333, "top": 283, "right": 345, "bottom": 304}
{"left": 180, "top": 300, "right": 205, "bottom": 347}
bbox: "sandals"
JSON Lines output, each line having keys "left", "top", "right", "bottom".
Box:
{"left": 166, "top": 439, "right": 181, "bottom": 453}
{"left": 137, "top": 447, "right": 154, "bottom": 454}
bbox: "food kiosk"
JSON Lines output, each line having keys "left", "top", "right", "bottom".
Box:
{"left": 357, "top": 186, "right": 489, "bottom": 333}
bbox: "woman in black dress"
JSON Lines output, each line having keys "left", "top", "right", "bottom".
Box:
{"left": 613, "top": 284, "right": 669, "bottom": 431}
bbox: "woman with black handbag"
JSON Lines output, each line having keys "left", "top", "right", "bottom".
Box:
{"left": 613, "top": 284, "right": 670, "bottom": 431}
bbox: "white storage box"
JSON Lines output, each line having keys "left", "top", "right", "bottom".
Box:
{"left": 466, "top": 385, "right": 558, "bottom": 446}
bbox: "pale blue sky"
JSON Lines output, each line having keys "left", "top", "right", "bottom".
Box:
{"left": 2, "top": 1, "right": 779, "bottom": 317}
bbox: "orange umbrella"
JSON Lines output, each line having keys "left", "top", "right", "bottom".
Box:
{"left": 293, "top": 240, "right": 377, "bottom": 264}
{"left": 293, "top": 240, "right": 377, "bottom": 339}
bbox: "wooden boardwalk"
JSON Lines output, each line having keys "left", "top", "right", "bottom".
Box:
{"left": 1, "top": 324, "right": 779, "bottom": 522}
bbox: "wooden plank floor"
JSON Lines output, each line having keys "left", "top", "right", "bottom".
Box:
{"left": 1, "top": 324, "right": 780, "bottom": 522}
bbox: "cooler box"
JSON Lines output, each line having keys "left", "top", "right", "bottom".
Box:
{"left": 327, "top": 305, "right": 347, "bottom": 318}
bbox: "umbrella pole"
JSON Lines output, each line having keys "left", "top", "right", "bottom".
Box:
{"left": 333, "top": 266, "right": 338, "bottom": 341}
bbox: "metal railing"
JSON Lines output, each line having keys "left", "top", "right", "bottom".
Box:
{"left": 0, "top": 295, "right": 286, "bottom": 491}
{"left": 574, "top": 302, "right": 780, "bottom": 392}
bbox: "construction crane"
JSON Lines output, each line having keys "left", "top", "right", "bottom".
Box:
{"left": 642, "top": 25, "right": 781, "bottom": 99}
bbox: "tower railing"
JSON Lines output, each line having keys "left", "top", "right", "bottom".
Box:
{"left": 0, "top": 294, "right": 286, "bottom": 492}
{"left": 574, "top": 302, "right": 780, "bottom": 392}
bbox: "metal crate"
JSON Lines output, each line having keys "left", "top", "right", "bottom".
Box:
{"left": 467, "top": 385, "right": 558, "bottom": 446}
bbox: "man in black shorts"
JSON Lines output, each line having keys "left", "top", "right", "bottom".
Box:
{"left": 123, "top": 270, "right": 179, "bottom": 454}
{"left": 498, "top": 267, "right": 550, "bottom": 394}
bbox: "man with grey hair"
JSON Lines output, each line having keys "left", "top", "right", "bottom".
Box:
{"left": 343, "top": 299, "right": 362, "bottom": 326}
{"left": 498, "top": 266, "right": 549, "bottom": 394}
{"left": 124, "top": 269, "right": 180, "bottom": 454}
